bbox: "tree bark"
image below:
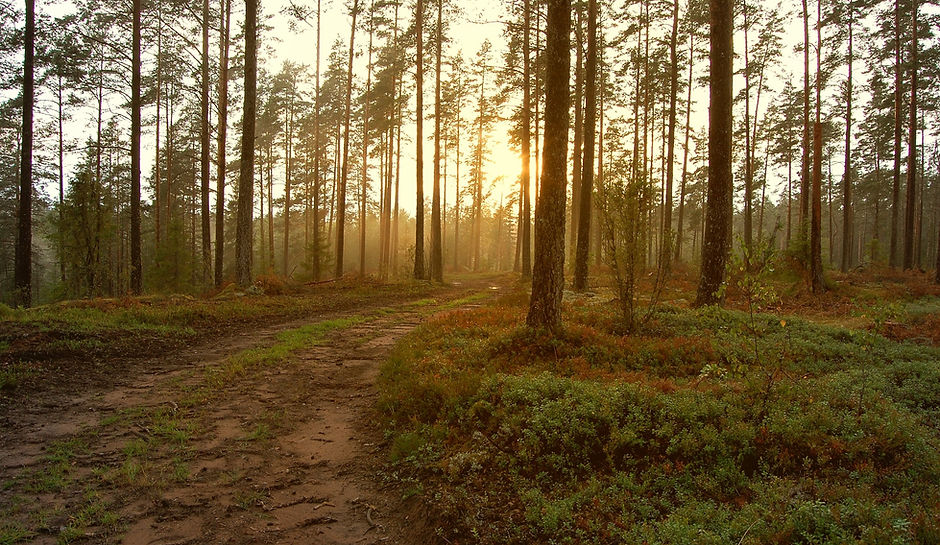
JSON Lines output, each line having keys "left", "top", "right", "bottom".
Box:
{"left": 569, "top": 8, "right": 583, "bottom": 269}
{"left": 285, "top": 98, "right": 294, "bottom": 277}
{"left": 155, "top": 9, "right": 163, "bottom": 250}
{"left": 521, "top": 0, "right": 533, "bottom": 277}
{"left": 15, "top": 0, "right": 35, "bottom": 307}
{"left": 313, "top": 0, "right": 322, "bottom": 281}
{"left": 891, "top": 0, "right": 902, "bottom": 267}
{"left": 695, "top": 0, "right": 732, "bottom": 307}
{"left": 743, "top": 0, "right": 753, "bottom": 250}
{"left": 215, "top": 0, "right": 231, "bottom": 286}
{"left": 810, "top": 0, "right": 824, "bottom": 292}
{"left": 430, "top": 0, "right": 444, "bottom": 282}
{"left": 526, "top": 0, "right": 570, "bottom": 330}
{"left": 800, "top": 0, "right": 810, "bottom": 254}
{"left": 903, "top": 0, "right": 917, "bottom": 270}
{"left": 235, "top": 0, "right": 258, "bottom": 287}
{"left": 414, "top": 0, "right": 426, "bottom": 279}
{"left": 841, "top": 4, "right": 853, "bottom": 272}
{"left": 337, "top": 0, "right": 359, "bottom": 278}
{"left": 130, "top": 0, "right": 142, "bottom": 295}
{"left": 675, "top": 31, "right": 693, "bottom": 263}
{"left": 200, "top": 0, "right": 211, "bottom": 286}
{"left": 573, "top": 0, "right": 596, "bottom": 291}
{"left": 361, "top": 0, "right": 375, "bottom": 277}
{"left": 663, "top": 0, "right": 679, "bottom": 262}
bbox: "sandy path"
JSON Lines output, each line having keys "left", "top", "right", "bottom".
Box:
{"left": 119, "top": 311, "right": 433, "bottom": 545}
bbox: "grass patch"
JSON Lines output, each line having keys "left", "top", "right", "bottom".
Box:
{"left": 0, "top": 364, "right": 36, "bottom": 391}
{"left": 0, "top": 523, "right": 33, "bottom": 545}
{"left": 205, "top": 315, "right": 369, "bottom": 389}
{"left": 379, "top": 288, "right": 940, "bottom": 544}
{"left": 233, "top": 489, "right": 269, "bottom": 511}
{"left": 57, "top": 490, "right": 118, "bottom": 544}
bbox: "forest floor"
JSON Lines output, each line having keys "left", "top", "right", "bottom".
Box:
{"left": 378, "top": 266, "right": 940, "bottom": 544}
{"left": 0, "top": 274, "right": 509, "bottom": 545}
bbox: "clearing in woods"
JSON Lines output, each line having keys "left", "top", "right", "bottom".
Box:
{"left": 0, "top": 276, "right": 506, "bottom": 544}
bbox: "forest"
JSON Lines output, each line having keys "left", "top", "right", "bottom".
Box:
{"left": 2, "top": 0, "right": 940, "bottom": 542}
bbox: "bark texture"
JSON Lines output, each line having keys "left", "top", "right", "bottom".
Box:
{"left": 695, "top": 0, "right": 733, "bottom": 307}
{"left": 235, "top": 0, "right": 258, "bottom": 287}
{"left": 15, "top": 0, "right": 35, "bottom": 307}
{"left": 130, "top": 0, "right": 142, "bottom": 295}
{"left": 527, "top": 0, "right": 570, "bottom": 330}
{"left": 573, "top": 0, "right": 596, "bottom": 291}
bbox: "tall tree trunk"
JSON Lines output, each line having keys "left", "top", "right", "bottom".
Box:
{"left": 841, "top": 4, "right": 853, "bottom": 272}
{"left": 155, "top": 8, "right": 162, "bottom": 250}
{"left": 743, "top": 0, "right": 753, "bottom": 250}
{"left": 800, "top": 0, "right": 810, "bottom": 254}
{"left": 787, "top": 149, "right": 792, "bottom": 246}
{"left": 392, "top": 75, "right": 402, "bottom": 273}
{"left": 285, "top": 100, "right": 294, "bottom": 276}
{"left": 759, "top": 141, "right": 769, "bottom": 239}
{"left": 828, "top": 158, "right": 834, "bottom": 264}
{"left": 130, "top": 0, "right": 142, "bottom": 295}
{"left": 903, "top": 0, "right": 917, "bottom": 270}
{"left": 15, "top": 0, "right": 35, "bottom": 307}
{"left": 313, "top": 0, "right": 322, "bottom": 281}
{"left": 569, "top": 8, "right": 583, "bottom": 268}
{"left": 215, "top": 0, "right": 231, "bottom": 286}
{"left": 810, "top": 0, "right": 824, "bottom": 292}
{"left": 873, "top": 146, "right": 882, "bottom": 262}
{"left": 361, "top": 0, "right": 374, "bottom": 277}
{"left": 663, "top": 0, "right": 679, "bottom": 262}
{"left": 267, "top": 147, "right": 275, "bottom": 269}
{"left": 337, "top": 0, "right": 360, "bottom": 278}
{"left": 430, "top": 0, "right": 444, "bottom": 282}
{"left": 520, "top": 0, "right": 533, "bottom": 277}
{"left": 163, "top": 78, "right": 172, "bottom": 285}
{"left": 57, "top": 75, "right": 65, "bottom": 283}
{"left": 675, "top": 31, "right": 693, "bottom": 262}
{"left": 472, "top": 66, "right": 485, "bottom": 272}
{"left": 891, "top": 0, "right": 902, "bottom": 267}
{"left": 235, "top": 0, "right": 258, "bottom": 287}
{"left": 200, "top": 0, "right": 211, "bottom": 286}
{"left": 573, "top": 0, "right": 596, "bottom": 291}
{"left": 527, "top": 0, "right": 570, "bottom": 330}
{"left": 453, "top": 76, "right": 462, "bottom": 271}
{"left": 414, "top": 0, "right": 426, "bottom": 279}
{"left": 594, "top": 18, "right": 605, "bottom": 269}
{"left": 696, "top": 0, "right": 733, "bottom": 307}
{"left": 258, "top": 157, "right": 265, "bottom": 270}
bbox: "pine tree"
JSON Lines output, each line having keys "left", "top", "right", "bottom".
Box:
{"left": 236, "top": 0, "right": 258, "bottom": 287}
{"left": 695, "top": 0, "right": 732, "bottom": 307}
{"left": 573, "top": 0, "right": 596, "bottom": 291}
{"left": 215, "top": 0, "right": 232, "bottom": 287}
{"left": 527, "top": 0, "right": 570, "bottom": 330}
{"left": 130, "top": 0, "right": 142, "bottom": 295}
{"left": 414, "top": 0, "right": 427, "bottom": 280}
{"left": 15, "top": 0, "right": 36, "bottom": 307}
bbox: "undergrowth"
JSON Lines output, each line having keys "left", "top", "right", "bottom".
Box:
{"left": 379, "top": 288, "right": 940, "bottom": 544}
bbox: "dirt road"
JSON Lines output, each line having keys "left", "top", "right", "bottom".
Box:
{"left": 0, "top": 282, "right": 501, "bottom": 544}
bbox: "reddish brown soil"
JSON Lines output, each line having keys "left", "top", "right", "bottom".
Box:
{"left": 0, "top": 280, "right": 504, "bottom": 545}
